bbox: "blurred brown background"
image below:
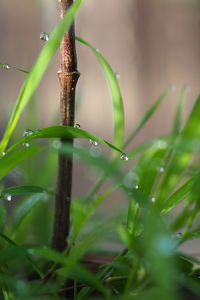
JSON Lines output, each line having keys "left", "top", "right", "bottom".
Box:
{"left": 1, "top": 0, "right": 200, "bottom": 254}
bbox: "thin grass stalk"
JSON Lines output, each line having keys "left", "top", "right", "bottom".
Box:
{"left": 52, "top": 0, "right": 80, "bottom": 251}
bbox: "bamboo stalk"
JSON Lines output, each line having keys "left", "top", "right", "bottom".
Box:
{"left": 52, "top": 0, "right": 80, "bottom": 252}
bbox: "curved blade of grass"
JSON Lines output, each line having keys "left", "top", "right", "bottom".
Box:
{"left": 124, "top": 87, "right": 171, "bottom": 148}
{"left": 0, "top": 144, "right": 43, "bottom": 180}
{"left": 7, "top": 126, "right": 123, "bottom": 154}
{"left": 0, "top": 0, "right": 84, "bottom": 155}
{"left": 161, "top": 177, "right": 194, "bottom": 215}
{"left": 76, "top": 36, "right": 124, "bottom": 149}
{"left": 0, "top": 185, "right": 48, "bottom": 200}
{"left": 0, "top": 62, "right": 29, "bottom": 74}
{"left": 11, "top": 193, "right": 48, "bottom": 234}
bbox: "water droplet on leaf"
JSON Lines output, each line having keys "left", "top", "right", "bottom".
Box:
{"left": 90, "top": 139, "right": 98, "bottom": 147}
{"left": 115, "top": 72, "right": 120, "bottom": 79}
{"left": 95, "top": 48, "right": 100, "bottom": 52}
{"left": 53, "top": 140, "right": 62, "bottom": 149}
{"left": 23, "top": 142, "right": 30, "bottom": 148}
{"left": 5, "top": 194, "right": 12, "bottom": 201}
{"left": 159, "top": 167, "right": 165, "bottom": 173}
{"left": 23, "top": 129, "right": 34, "bottom": 137}
{"left": 40, "top": 32, "right": 49, "bottom": 42}
{"left": 89, "top": 146, "right": 102, "bottom": 157}
{"left": 3, "top": 64, "right": 10, "bottom": 70}
{"left": 1, "top": 152, "right": 5, "bottom": 157}
{"left": 120, "top": 153, "right": 129, "bottom": 161}
{"left": 135, "top": 185, "right": 139, "bottom": 189}
{"left": 151, "top": 197, "right": 156, "bottom": 203}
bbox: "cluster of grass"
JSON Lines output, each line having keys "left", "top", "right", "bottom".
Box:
{"left": 0, "top": 1, "right": 200, "bottom": 299}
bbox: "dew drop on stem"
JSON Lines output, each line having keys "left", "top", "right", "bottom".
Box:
{"left": 115, "top": 72, "right": 120, "bottom": 79}
{"left": 159, "top": 167, "right": 165, "bottom": 173}
{"left": 89, "top": 139, "right": 98, "bottom": 147}
{"left": 3, "top": 64, "right": 10, "bottom": 70}
{"left": 95, "top": 48, "right": 100, "bottom": 52}
{"left": 74, "top": 124, "right": 81, "bottom": 129}
{"left": 40, "top": 32, "right": 49, "bottom": 42}
{"left": 151, "top": 197, "right": 156, "bottom": 203}
{"left": 1, "top": 152, "right": 5, "bottom": 157}
{"left": 120, "top": 153, "right": 129, "bottom": 161}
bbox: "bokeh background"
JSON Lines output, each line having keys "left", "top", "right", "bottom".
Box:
{"left": 1, "top": 0, "right": 200, "bottom": 254}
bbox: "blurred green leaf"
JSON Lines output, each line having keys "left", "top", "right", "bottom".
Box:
{"left": 11, "top": 193, "right": 48, "bottom": 234}
{"left": 0, "top": 144, "right": 43, "bottom": 180}
{"left": 172, "top": 87, "right": 186, "bottom": 136}
{"left": 58, "top": 264, "right": 108, "bottom": 295}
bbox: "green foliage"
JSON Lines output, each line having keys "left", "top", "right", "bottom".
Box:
{"left": 0, "top": 1, "right": 200, "bottom": 299}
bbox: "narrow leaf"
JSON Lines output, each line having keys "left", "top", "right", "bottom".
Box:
{"left": 76, "top": 36, "right": 124, "bottom": 149}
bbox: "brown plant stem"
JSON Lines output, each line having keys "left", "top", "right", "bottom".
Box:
{"left": 52, "top": 0, "right": 80, "bottom": 252}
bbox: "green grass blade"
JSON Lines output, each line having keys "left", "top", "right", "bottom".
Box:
{"left": 0, "top": 185, "right": 48, "bottom": 200}
{"left": 0, "top": 0, "right": 84, "bottom": 155}
{"left": 76, "top": 36, "right": 124, "bottom": 149}
{"left": 7, "top": 126, "right": 123, "bottom": 154}
{"left": 172, "top": 87, "right": 186, "bottom": 136}
{"left": 11, "top": 193, "right": 48, "bottom": 234}
{"left": 124, "top": 87, "right": 171, "bottom": 148}
{"left": 161, "top": 177, "right": 194, "bottom": 215}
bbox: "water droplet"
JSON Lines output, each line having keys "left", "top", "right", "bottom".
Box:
{"left": 23, "top": 129, "right": 34, "bottom": 137}
{"left": 159, "top": 167, "right": 165, "bottom": 173}
{"left": 124, "top": 172, "right": 139, "bottom": 188}
{"left": 71, "top": 87, "right": 74, "bottom": 91}
{"left": 155, "top": 139, "right": 167, "bottom": 149}
{"left": 3, "top": 64, "right": 10, "bottom": 70}
{"left": 23, "top": 142, "right": 30, "bottom": 148}
{"left": 120, "top": 153, "right": 129, "bottom": 161}
{"left": 40, "top": 32, "right": 49, "bottom": 42}
{"left": 89, "top": 146, "right": 102, "bottom": 157}
{"left": 151, "top": 197, "right": 156, "bottom": 203}
{"left": 95, "top": 48, "right": 100, "bottom": 52}
{"left": 5, "top": 194, "right": 12, "bottom": 201}
{"left": 89, "top": 139, "right": 98, "bottom": 147}
{"left": 169, "top": 84, "right": 176, "bottom": 91}
{"left": 115, "top": 72, "right": 120, "bottom": 79}
{"left": 74, "top": 123, "right": 81, "bottom": 129}
{"left": 135, "top": 185, "right": 139, "bottom": 189}
{"left": 52, "top": 140, "right": 62, "bottom": 149}
{"left": 1, "top": 152, "right": 5, "bottom": 157}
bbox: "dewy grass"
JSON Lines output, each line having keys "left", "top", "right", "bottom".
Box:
{"left": 1, "top": 1, "right": 200, "bottom": 300}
